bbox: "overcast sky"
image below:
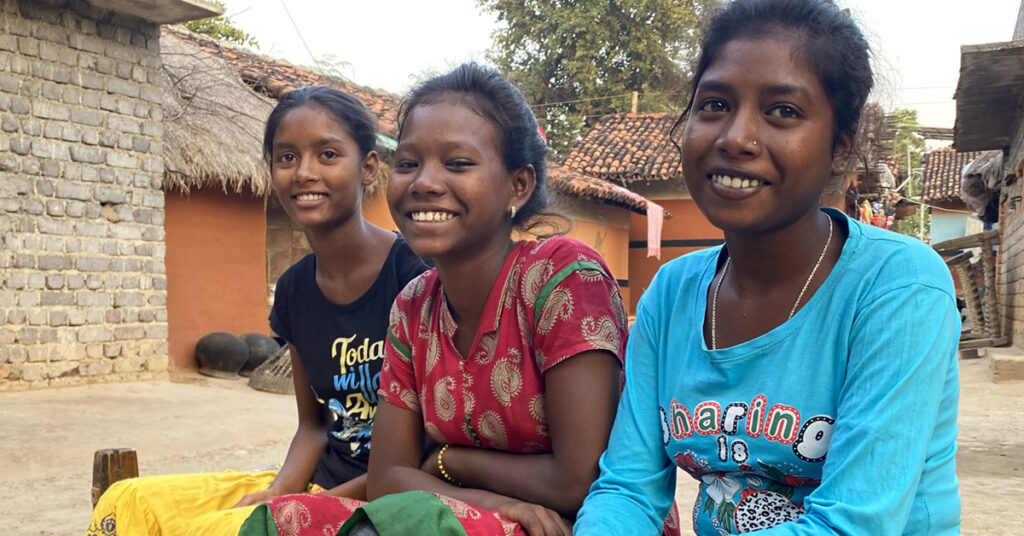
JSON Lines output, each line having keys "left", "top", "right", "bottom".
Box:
{"left": 222, "top": 0, "right": 1022, "bottom": 129}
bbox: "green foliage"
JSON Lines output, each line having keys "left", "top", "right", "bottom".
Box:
{"left": 541, "top": 105, "right": 586, "bottom": 155}
{"left": 183, "top": 1, "right": 259, "bottom": 48}
{"left": 888, "top": 109, "right": 929, "bottom": 240}
{"left": 478, "top": 0, "right": 719, "bottom": 153}
{"left": 889, "top": 108, "right": 925, "bottom": 180}
{"left": 312, "top": 53, "right": 352, "bottom": 80}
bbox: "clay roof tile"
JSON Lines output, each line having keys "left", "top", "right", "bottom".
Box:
{"left": 563, "top": 113, "right": 683, "bottom": 182}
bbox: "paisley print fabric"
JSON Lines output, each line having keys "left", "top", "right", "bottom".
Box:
{"left": 380, "top": 236, "right": 627, "bottom": 454}
{"left": 239, "top": 492, "right": 528, "bottom": 536}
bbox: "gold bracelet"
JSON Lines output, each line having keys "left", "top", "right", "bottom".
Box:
{"left": 437, "top": 444, "right": 460, "bottom": 486}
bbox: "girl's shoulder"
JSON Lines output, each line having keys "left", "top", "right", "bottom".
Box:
{"left": 391, "top": 234, "right": 432, "bottom": 284}
{"left": 843, "top": 216, "right": 954, "bottom": 295}
{"left": 394, "top": 266, "right": 441, "bottom": 310}
{"left": 633, "top": 246, "right": 721, "bottom": 312}
{"left": 521, "top": 235, "right": 610, "bottom": 271}
{"left": 273, "top": 252, "right": 317, "bottom": 293}
{"left": 654, "top": 245, "right": 721, "bottom": 283}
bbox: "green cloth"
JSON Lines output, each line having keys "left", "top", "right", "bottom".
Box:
{"left": 338, "top": 491, "right": 467, "bottom": 536}
{"left": 237, "top": 504, "right": 279, "bottom": 536}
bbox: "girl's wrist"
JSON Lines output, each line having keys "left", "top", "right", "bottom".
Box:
{"left": 437, "top": 444, "right": 462, "bottom": 486}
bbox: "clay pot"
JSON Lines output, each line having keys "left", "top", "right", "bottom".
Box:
{"left": 239, "top": 333, "right": 281, "bottom": 377}
{"left": 195, "top": 332, "right": 249, "bottom": 379}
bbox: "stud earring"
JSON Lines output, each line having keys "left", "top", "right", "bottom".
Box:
{"left": 510, "top": 205, "right": 517, "bottom": 219}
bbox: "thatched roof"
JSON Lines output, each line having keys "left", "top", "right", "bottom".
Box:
{"left": 165, "top": 26, "right": 401, "bottom": 135}
{"left": 161, "top": 28, "right": 274, "bottom": 196}
{"left": 160, "top": 27, "right": 407, "bottom": 197}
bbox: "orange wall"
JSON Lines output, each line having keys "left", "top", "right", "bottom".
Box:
{"left": 562, "top": 219, "right": 631, "bottom": 308}
{"left": 165, "top": 186, "right": 269, "bottom": 369}
{"left": 628, "top": 198, "right": 722, "bottom": 313}
{"left": 363, "top": 191, "right": 397, "bottom": 231}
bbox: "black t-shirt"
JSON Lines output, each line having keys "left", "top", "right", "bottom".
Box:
{"left": 269, "top": 235, "right": 428, "bottom": 488}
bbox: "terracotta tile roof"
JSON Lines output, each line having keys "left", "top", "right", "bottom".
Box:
{"left": 166, "top": 26, "right": 401, "bottom": 135}
{"left": 547, "top": 162, "right": 668, "bottom": 217}
{"left": 562, "top": 113, "right": 683, "bottom": 183}
{"left": 921, "top": 147, "right": 984, "bottom": 206}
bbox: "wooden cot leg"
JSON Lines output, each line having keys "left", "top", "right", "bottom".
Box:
{"left": 91, "top": 448, "right": 139, "bottom": 507}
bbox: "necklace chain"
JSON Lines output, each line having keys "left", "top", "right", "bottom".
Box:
{"left": 711, "top": 215, "right": 834, "bottom": 350}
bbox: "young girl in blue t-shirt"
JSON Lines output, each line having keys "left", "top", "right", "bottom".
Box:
{"left": 576, "top": 1, "right": 961, "bottom": 534}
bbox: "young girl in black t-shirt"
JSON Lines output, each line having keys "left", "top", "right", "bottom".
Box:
{"left": 87, "top": 87, "right": 426, "bottom": 536}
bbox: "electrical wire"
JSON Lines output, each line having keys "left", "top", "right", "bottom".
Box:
{"left": 530, "top": 89, "right": 690, "bottom": 109}
{"left": 279, "top": 0, "right": 315, "bottom": 64}
{"left": 530, "top": 93, "right": 634, "bottom": 108}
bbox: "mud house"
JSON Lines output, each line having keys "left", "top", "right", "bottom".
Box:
{"left": 562, "top": 113, "right": 722, "bottom": 313}
{"left": 920, "top": 147, "right": 988, "bottom": 244}
{"left": 159, "top": 27, "right": 275, "bottom": 370}
{"left": 0, "top": 0, "right": 221, "bottom": 390}
{"left": 953, "top": 1, "right": 1024, "bottom": 345}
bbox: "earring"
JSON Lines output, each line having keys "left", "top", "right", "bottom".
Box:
{"left": 510, "top": 205, "right": 517, "bottom": 219}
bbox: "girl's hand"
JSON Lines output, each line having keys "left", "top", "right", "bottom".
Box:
{"left": 233, "top": 487, "right": 278, "bottom": 508}
{"left": 495, "top": 500, "right": 573, "bottom": 536}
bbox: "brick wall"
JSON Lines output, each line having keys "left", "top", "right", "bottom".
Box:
{"left": 999, "top": 109, "right": 1024, "bottom": 346}
{"left": 0, "top": 0, "right": 168, "bottom": 390}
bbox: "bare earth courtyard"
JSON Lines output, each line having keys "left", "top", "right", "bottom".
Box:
{"left": 0, "top": 357, "right": 1021, "bottom": 535}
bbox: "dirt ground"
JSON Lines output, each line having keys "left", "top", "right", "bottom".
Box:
{"left": 1, "top": 357, "right": 1021, "bottom": 535}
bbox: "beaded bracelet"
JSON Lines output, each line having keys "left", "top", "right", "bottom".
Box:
{"left": 437, "top": 443, "right": 461, "bottom": 486}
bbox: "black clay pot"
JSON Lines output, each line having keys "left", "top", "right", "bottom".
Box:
{"left": 195, "top": 332, "right": 249, "bottom": 379}
{"left": 239, "top": 333, "right": 281, "bottom": 377}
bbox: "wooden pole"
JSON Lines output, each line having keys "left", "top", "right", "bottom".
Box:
{"left": 92, "top": 448, "right": 139, "bottom": 506}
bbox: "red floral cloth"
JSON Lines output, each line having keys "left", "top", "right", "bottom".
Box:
{"left": 381, "top": 236, "right": 628, "bottom": 451}
{"left": 257, "top": 493, "right": 527, "bottom": 536}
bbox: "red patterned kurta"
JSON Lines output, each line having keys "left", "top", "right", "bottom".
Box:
{"left": 381, "top": 236, "right": 628, "bottom": 452}
{"left": 246, "top": 237, "right": 678, "bottom": 535}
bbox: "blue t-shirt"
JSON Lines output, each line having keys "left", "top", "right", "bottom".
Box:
{"left": 576, "top": 209, "right": 961, "bottom": 535}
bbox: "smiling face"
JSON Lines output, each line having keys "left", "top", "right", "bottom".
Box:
{"left": 682, "top": 34, "right": 850, "bottom": 236}
{"left": 387, "top": 99, "right": 534, "bottom": 263}
{"left": 269, "top": 104, "right": 377, "bottom": 232}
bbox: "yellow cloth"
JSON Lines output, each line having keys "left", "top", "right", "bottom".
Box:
{"left": 86, "top": 469, "right": 278, "bottom": 536}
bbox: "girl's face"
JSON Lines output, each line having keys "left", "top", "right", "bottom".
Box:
{"left": 269, "top": 104, "right": 377, "bottom": 232}
{"left": 682, "top": 35, "right": 850, "bottom": 235}
{"left": 387, "top": 100, "right": 533, "bottom": 263}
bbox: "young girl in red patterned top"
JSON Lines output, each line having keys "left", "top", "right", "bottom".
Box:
{"left": 367, "top": 62, "right": 631, "bottom": 536}
{"left": 376, "top": 61, "right": 686, "bottom": 535}
{"left": 240, "top": 64, "right": 670, "bottom": 536}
